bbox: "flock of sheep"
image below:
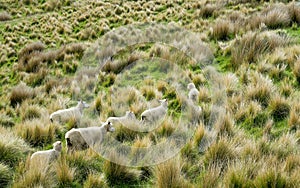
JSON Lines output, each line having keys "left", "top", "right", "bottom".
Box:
{"left": 30, "top": 82, "right": 201, "bottom": 167}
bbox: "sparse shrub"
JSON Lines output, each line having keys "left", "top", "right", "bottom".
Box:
{"left": 83, "top": 173, "right": 108, "bottom": 188}
{"left": 10, "top": 82, "right": 35, "bottom": 107}
{"left": 103, "top": 152, "right": 140, "bottom": 185}
{"left": 0, "top": 163, "right": 12, "bottom": 187}
{"left": 269, "top": 95, "right": 290, "bottom": 121}
{"left": 15, "top": 119, "right": 58, "bottom": 147}
{"left": 0, "top": 11, "right": 12, "bottom": 21}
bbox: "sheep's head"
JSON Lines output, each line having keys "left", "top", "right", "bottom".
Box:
{"left": 159, "top": 99, "right": 168, "bottom": 108}
{"left": 125, "top": 111, "right": 136, "bottom": 120}
{"left": 104, "top": 121, "right": 115, "bottom": 132}
{"left": 187, "top": 83, "right": 196, "bottom": 90}
{"left": 78, "top": 100, "right": 90, "bottom": 108}
{"left": 53, "top": 141, "right": 62, "bottom": 152}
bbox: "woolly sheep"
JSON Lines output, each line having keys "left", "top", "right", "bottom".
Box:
{"left": 65, "top": 121, "right": 115, "bottom": 153}
{"left": 30, "top": 141, "right": 62, "bottom": 166}
{"left": 141, "top": 99, "right": 168, "bottom": 123}
{"left": 187, "top": 83, "right": 199, "bottom": 103}
{"left": 50, "top": 100, "right": 89, "bottom": 123}
{"left": 106, "top": 111, "right": 137, "bottom": 124}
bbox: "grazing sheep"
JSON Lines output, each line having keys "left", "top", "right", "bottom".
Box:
{"left": 141, "top": 99, "right": 168, "bottom": 123}
{"left": 50, "top": 100, "right": 89, "bottom": 123}
{"left": 106, "top": 111, "right": 136, "bottom": 124}
{"left": 187, "top": 83, "right": 199, "bottom": 103}
{"left": 30, "top": 141, "right": 62, "bottom": 167}
{"left": 65, "top": 121, "right": 115, "bottom": 153}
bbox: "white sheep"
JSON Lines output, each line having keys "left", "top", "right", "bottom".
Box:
{"left": 106, "top": 111, "right": 136, "bottom": 124}
{"left": 141, "top": 99, "right": 168, "bottom": 123}
{"left": 50, "top": 100, "right": 89, "bottom": 123}
{"left": 65, "top": 121, "right": 115, "bottom": 153}
{"left": 30, "top": 141, "right": 62, "bottom": 167}
{"left": 187, "top": 83, "right": 199, "bottom": 103}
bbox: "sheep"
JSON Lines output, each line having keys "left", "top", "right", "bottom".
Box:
{"left": 50, "top": 100, "right": 89, "bottom": 124}
{"left": 106, "top": 111, "right": 137, "bottom": 124}
{"left": 30, "top": 141, "right": 62, "bottom": 167}
{"left": 187, "top": 83, "right": 199, "bottom": 103}
{"left": 65, "top": 121, "right": 115, "bottom": 153}
{"left": 141, "top": 99, "right": 168, "bottom": 123}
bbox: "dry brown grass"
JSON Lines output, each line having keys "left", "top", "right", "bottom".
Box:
{"left": 231, "top": 31, "right": 291, "bottom": 69}
{"left": 9, "top": 82, "right": 35, "bottom": 107}
{"left": 211, "top": 19, "right": 232, "bottom": 40}
{"left": 0, "top": 11, "right": 12, "bottom": 21}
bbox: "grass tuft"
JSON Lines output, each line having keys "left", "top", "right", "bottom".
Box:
{"left": 9, "top": 82, "right": 35, "bottom": 107}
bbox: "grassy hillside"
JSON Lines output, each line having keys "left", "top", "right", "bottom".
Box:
{"left": 1, "top": 0, "right": 300, "bottom": 187}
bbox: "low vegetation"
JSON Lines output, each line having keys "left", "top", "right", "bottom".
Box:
{"left": 1, "top": 0, "right": 300, "bottom": 187}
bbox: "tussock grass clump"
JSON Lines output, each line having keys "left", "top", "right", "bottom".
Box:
{"left": 0, "top": 11, "right": 12, "bottom": 21}
{"left": 204, "top": 138, "right": 236, "bottom": 171}
{"left": 268, "top": 95, "right": 290, "bottom": 121}
{"left": 0, "top": 163, "right": 12, "bottom": 187}
{"left": 245, "top": 72, "right": 274, "bottom": 107}
{"left": 211, "top": 19, "right": 232, "bottom": 41}
{"left": 193, "top": 123, "right": 205, "bottom": 146}
{"left": 55, "top": 155, "right": 75, "bottom": 187}
{"left": 284, "top": 154, "right": 300, "bottom": 173}
{"left": 199, "top": 4, "right": 218, "bottom": 18}
{"left": 197, "top": 165, "right": 221, "bottom": 188}
{"left": 20, "top": 104, "right": 42, "bottom": 121}
{"left": 15, "top": 119, "right": 58, "bottom": 147}
{"left": 66, "top": 150, "right": 103, "bottom": 184}
{"left": 103, "top": 152, "right": 141, "bottom": 186}
{"left": 0, "top": 127, "right": 32, "bottom": 167}
{"left": 13, "top": 161, "right": 56, "bottom": 188}
{"left": 83, "top": 173, "right": 108, "bottom": 188}
{"left": 254, "top": 168, "right": 290, "bottom": 188}
{"left": 224, "top": 163, "right": 255, "bottom": 188}
{"left": 231, "top": 31, "right": 291, "bottom": 69}
{"left": 261, "top": 4, "right": 291, "bottom": 29}
{"left": 292, "top": 58, "right": 300, "bottom": 83}
{"left": 18, "top": 41, "right": 45, "bottom": 67}
{"left": 44, "top": 0, "right": 61, "bottom": 11}
{"left": 154, "top": 157, "right": 189, "bottom": 188}
{"left": 9, "top": 82, "right": 35, "bottom": 107}
{"left": 0, "top": 114, "right": 15, "bottom": 127}
{"left": 288, "top": 103, "right": 300, "bottom": 131}
{"left": 216, "top": 112, "right": 234, "bottom": 137}
{"left": 270, "top": 133, "right": 298, "bottom": 160}
{"left": 288, "top": 2, "right": 300, "bottom": 24}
